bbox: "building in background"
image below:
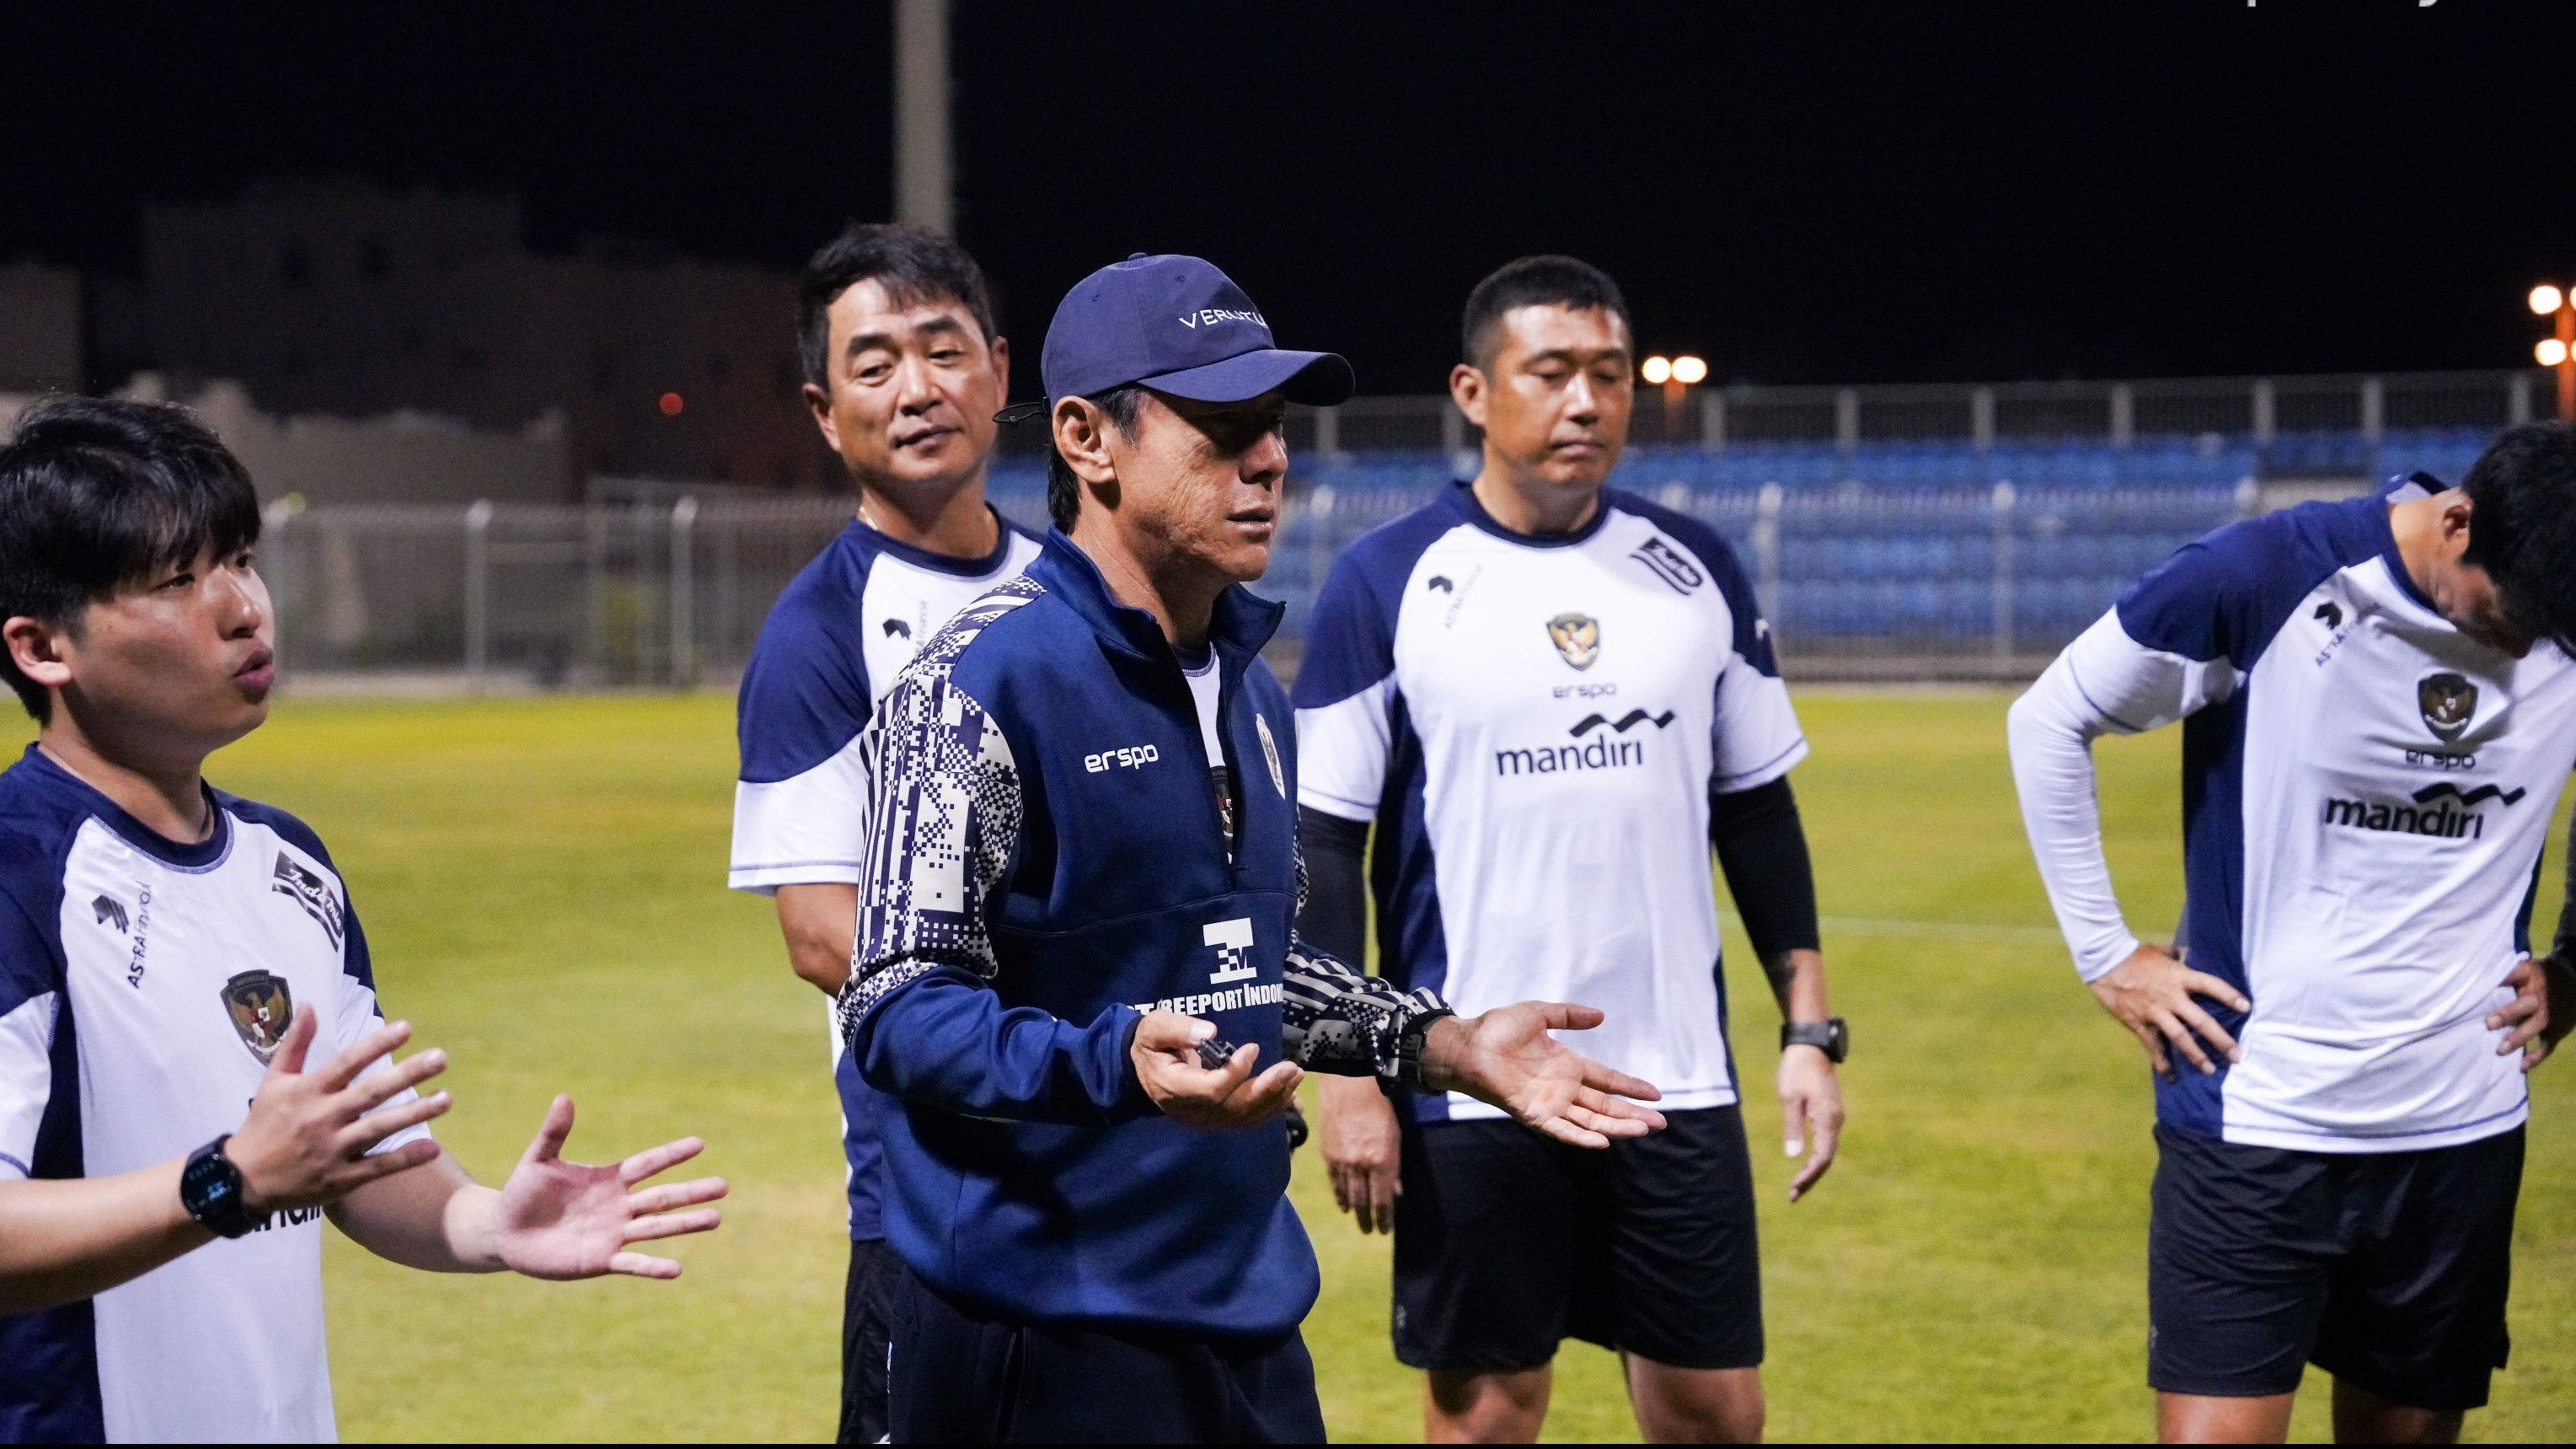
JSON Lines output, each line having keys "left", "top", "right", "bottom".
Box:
{"left": 142, "top": 179, "right": 830, "bottom": 497}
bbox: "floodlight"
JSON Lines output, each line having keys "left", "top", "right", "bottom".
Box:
{"left": 2538, "top": 339, "right": 2568, "bottom": 367}
{"left": 2533, "top": 285, "right": 2564, "bottom": 316}
{"left": 1672, "top": 355, "right": 1708, "bottom": 385}
{"left": 1641, "top": 356, "right": 1672, "bottom": 384}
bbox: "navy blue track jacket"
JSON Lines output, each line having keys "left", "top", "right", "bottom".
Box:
{"left": 836, "top": 531, "right": 1449, "bottom": 1339}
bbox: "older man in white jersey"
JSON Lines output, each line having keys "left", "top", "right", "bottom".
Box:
{"left": 2010, "top": 425, "right": 2576, "bottom": 1444}
{"left": 1298, "top": 255, "right": 1846, "bottom": 1444}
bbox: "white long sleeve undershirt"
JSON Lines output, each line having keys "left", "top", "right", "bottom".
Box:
{"left": 2006, "top": 609, "right": 2236, "bottom": 982}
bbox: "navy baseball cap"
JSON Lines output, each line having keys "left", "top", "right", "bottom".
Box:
{"left": 999, "top": 253, "right": 1355, "bottom": 422}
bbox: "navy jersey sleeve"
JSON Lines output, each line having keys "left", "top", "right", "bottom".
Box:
{"left": 0, "top": 834, "right": 64, "bottom": 1182}
{"left": 730, "top": 559, "right": 878, "bottom": 894}
{"left": 1292, "top": 510, "right": 1449, "bottom": 823}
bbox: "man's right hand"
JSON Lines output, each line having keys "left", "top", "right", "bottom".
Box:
{"left": 1316, "top": 1073, "right": 1401, "bottom": 1234}
{"left": 226, "top": 1006, "right": 451, "bottom": 1216}
{"left": 2087, "top": 942, "right": 2248, "bottom": 1081}
{"left": 1130, "top": 1011, "right": 1303, "bottom": 1130}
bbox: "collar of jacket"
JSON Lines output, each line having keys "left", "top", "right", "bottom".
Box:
{"left": 1032, "top": 529, "right": 1287, "bottom": 669}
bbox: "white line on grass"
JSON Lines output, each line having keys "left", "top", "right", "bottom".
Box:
{"left": 1720, "top": 910, "right": 2065, "bottom": 943}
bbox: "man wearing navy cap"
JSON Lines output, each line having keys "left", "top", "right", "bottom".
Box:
{"left": 836, "top": 253, "right": 1668, "bottom": 1442}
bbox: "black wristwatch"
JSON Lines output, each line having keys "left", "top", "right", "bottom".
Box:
{"left": 1395, "top": 1008, "right": 1456, "bottom": 1089}
{"left": 180, "top": 1135, "right": 261, "bottom": 1239}
{"left": 1781, "top": 1017, "right": 1849, "bottom": 1064}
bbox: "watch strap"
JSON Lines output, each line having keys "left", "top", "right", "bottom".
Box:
{"left": 1781, "top": 1017, "right": 1848, "bottom": 1064}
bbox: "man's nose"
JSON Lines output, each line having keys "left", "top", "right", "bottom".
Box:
{"left": 893, "top": 352, "right": 941, "bottom": 412}
{"left": 1240, "top": 429, "right": 1288, "bottom": 486}
{"left": 1563, "top": 373, "right": 1600, "bottom": 421}
{"left": 218, "top": 568, "right": 265, "bottom": 636}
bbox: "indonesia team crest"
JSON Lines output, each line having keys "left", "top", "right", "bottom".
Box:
{"left": 1546, "top": 612, "right": 1601, "bottom": 671}
{"left": 222, "top": 970, "right": 295, "bottom": 1065}
{"left": 2418, "top": 672, "right": 2478, "bottom": 743}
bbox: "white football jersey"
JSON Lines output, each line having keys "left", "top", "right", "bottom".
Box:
{"left": 2012, "top": 481, "right": 2576, "bottom": 1151}
{"left": 1293, "top": 484, "right": 1806, "bottom": 1120}
{"left": 0, "top": 747, "right": 429, "bottom": 1443}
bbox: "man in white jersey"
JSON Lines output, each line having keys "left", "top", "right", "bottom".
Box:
{"left": 0, "top": 398, "right": 727, "bottom": 1444}
{"left": 726, "top": 223, "right": 1039, "bottom": 1444}
{"left": 2009, "top": 426, "right": 2576, "bottom": 1443}
{"left": 1297, "top": 256, "right": 1847, "bottom": 1443}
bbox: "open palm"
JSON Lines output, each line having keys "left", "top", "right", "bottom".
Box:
{"left": 1437, "top": 1001, "right": 1666, "bottom": 1147}
{"left": 492, "top": 1096, "right": 728, "bottom": 1280}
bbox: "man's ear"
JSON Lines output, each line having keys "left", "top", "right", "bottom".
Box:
{"left": 1449, "top": 362, "right": 1489, "bottom": 432}
{"left": 1052, "top": 397, "right": 1120, "bottom": 486}
{"left": 987, "top": 335, "right": 1010, "bottom": 399}
{"left": 3, "top": 615, "right": 72, "bottom": 695}
{"left": 2441, "top": 493, "right": 2477, "bottom": 555}
{"left": 803, "top": 383, "right": 842, "bottom": 453}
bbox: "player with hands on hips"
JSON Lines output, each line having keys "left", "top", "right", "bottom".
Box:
{"left": 0, "top": 398, "right": 724, "bottom": 1444}
{"left": 2009, "top": 425, "right": 2576, "bottom": 1443}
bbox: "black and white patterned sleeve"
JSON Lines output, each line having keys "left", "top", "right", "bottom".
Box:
{"left": 834, "top": 583, "right": 1036, "bottom": 1048}
{"left": 1283, "top": 839, "right": 1451, "bottom": 1084}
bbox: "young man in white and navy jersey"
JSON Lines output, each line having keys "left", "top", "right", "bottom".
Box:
{"left": 0, "top": 398, "right": 726, "bottom": 1444}
{"left": 726, "top": 223, "right": 1039, "bottom": 1444}
{"left": 1296, "top": 256, "right": 1848, "bottom": 1443}
{"left": 2009, "top": 426, "right": 2576, "bottom": 1443}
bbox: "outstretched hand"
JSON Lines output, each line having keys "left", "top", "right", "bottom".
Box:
{"left": 1132, "top": 1011, "right": 1304, "bottom": 1130}
{"left": 490, "top": 1096, "right": 727, "bottom": 1280}
{"left": 1420, "top": 1002, "right": 1665, "bottom": 1148}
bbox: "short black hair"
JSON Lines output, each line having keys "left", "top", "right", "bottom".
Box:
{"left": 1044, "top": 386, "right": 1147, "bottom": 532}
{"left": 0, "top": 396, "right": 262, "bottom": 722}
{"left": 797, "top": 223, "right": 999, "bottom": 389}
{"left": 2460, "top": 421, "right": 2576, "bottom": 649}
{"left": 1461, "top": 255, "right": 1633, "bottom": 369}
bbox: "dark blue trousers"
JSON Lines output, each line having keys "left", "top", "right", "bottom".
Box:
{"left": 888, "top": 1269, "right": 1325, "bottom": 1443}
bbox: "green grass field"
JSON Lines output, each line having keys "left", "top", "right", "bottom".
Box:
{"left": 142, "top": 689, "right": 2573, "bottom": 1441}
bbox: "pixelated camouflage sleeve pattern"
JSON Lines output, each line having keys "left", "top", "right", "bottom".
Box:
{"left": 834, "top": 580, "right": 1040, "bottom": 1049}
{"left": 1283, "top": 838, "right": 1451, "bottom": 1084}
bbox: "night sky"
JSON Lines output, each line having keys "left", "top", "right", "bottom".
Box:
{"left": 8, "top": 2, "right": 2574, "bottom": 396}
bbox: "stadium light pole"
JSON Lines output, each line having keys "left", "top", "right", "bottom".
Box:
{"left": 894, "top": 0, "right": 954, "bottom": 234}
{"left": 2529, "top": 283, "right": 2573, "bottom": 421}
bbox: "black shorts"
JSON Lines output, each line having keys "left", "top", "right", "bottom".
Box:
{"left": 842, "top": 1237, "right": 900, "bottom": 1444}
{"left": 886, "top": 1269, "right": 1325, "bottom": 1443}
{"left": 1391, "top": 1103, "right": 1762, "bottom": 1373}
{"left": 2148, "top": 1124, "right": 2522, "bottom": 1409}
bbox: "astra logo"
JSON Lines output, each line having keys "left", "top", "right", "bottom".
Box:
{"left": 1427, "top": 576, "right": 1454, "bottom": 593}
{"left": 883, "top": 619, "right": 912, "bottom": 640}
{"left": 2314, "top": 602, "right": 2343, "bottom": 631}
{"left": 1176, "top": 308, "right": 1265, "bottom": 330}
{"left": 2321, "top": 781, "right": 2524, "bottom": 840}
{"left": 1569, "top": 710, "right": 1674, "bottom": 736}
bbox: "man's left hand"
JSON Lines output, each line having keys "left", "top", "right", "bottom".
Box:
{"left": 2493, "top": 956, "right": 2569, "bottom": 1071}
{"left": 1778, "top": 1045, "right": 1844, "bottom": 1202}
{"left": 1421, "top": 1002, "right": 1665, "bottom": 1148}
{"left": 489, "top": 1096, "right": 728, "bottom": 1280}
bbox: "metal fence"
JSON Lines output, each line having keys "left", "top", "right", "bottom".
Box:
{"left": 268, "top": 362, "right": 2534, "bottom": 690}
{"left": 263, "top": 476, "right": 2261, "bottom": 690}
